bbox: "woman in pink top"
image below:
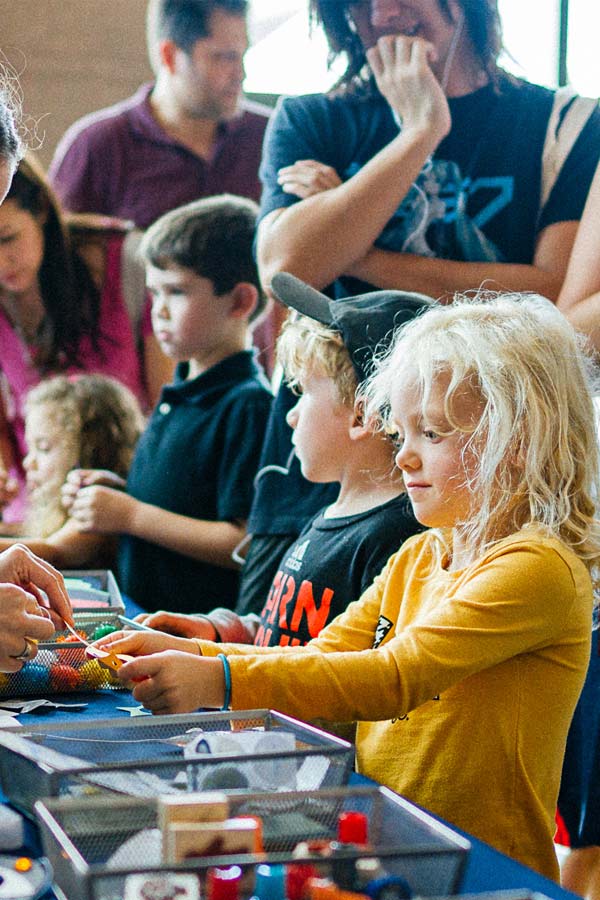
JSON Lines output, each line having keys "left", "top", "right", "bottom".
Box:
{"left": 0, "top": 156, "right": 172, "bottom": 520}
{"left": 0, "top": 77, "right": 75, "bottom": 673}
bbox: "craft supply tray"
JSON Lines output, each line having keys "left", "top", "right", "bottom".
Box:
{"left": 34, "top": 785, "right": 470, "bottom": 900}
{"left": 0, "top": 609, "right": 127, "bottom": 699}
{"left": 61, "top": 570, "right": 125, "bottom": 614}
{"left": 0, "top": 710, "right": 353, "bottom": 815}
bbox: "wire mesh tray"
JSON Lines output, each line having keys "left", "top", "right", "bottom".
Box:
{"left": 61, "top": 570, "right": 125, "bottom": 614}
{"left": 35, "top": 785, "right": 470, "bottom": 900}
{"left": 0, "top": 710, "right": 353, "bottom": 816}
{"left": 0, "top": 609, "right": 127, "bottom": 699}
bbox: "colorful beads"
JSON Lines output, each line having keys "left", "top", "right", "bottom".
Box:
{"left": 49, "top": 664, "right": 82, "bottom": 692}
{"left": 19, "top": 664, "right": 50, "bottom": 691}
{"left": 90, "top": 624, "right": 119, "bottom": 641}
{"left": 79, "top": 660, "right": 108, "bottom": 689}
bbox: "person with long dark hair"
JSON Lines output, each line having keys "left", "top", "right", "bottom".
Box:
{"left": 0, "top": 155, "right": 172, "bottom": 520}
{"left": 241, "top": 0, "right": 600, "bottom": 619}
{"left": 0, "top": 71, "right": 74, "bottom": 670}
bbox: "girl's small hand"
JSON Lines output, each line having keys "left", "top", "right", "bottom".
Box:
{"left": 135, "top": 611, "right": 217, "bottom": 640}
{"left": 277, "top": 159, "right": 342, "bottom": 199}
{"left": 69, "top": 485, "right": 135, "bottom": 533}
{"left": 93, "top": 629, "right": 197, "bottom": 657}
{"left": 120, "top": 651, "right": 225, "bottom": 715}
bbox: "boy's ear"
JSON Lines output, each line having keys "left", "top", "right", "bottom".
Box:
{"left": 228, "top": 283, "right": 259, "bottom": 320}
{"left": 348, "top": 399, "right": 371, "bottom": 441}
{"left": 158, "top": 39, "right": 179, "bottom": 74}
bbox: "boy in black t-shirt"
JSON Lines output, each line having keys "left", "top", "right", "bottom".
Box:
{"left": 62, "top": 195, "right": 272, "bottom": 614}
{"left": 135, "top": 273, "right": 429, "bottom": 642}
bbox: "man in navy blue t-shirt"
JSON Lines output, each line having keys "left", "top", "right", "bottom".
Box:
{"left": 239, "top": 0, "right": 600, "bottom": 615}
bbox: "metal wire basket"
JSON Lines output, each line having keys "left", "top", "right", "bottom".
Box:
{"left": 0, "top": 709, "right": 354, "bottom": 815}
{"left": 35, "top": 785, "right": 470, "bottom": 900}
{"left": 0, "top": 610, "right": 127, "bottom": 699}
{"left": 0, "top": 569, "right": 126, "bottom": 698}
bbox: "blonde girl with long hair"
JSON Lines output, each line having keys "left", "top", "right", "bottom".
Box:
{"left": 94, "top": 286, "right": 599, "bottom": 881}
{"left": 0, "top": 374, "right": 144, "bottom": 567}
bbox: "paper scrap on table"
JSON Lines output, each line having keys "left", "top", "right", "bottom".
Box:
{"left": 0, "top": 699, "right": 88, "bottom": 714}
{"left": 116, "top": 705, "right": 151, "bottom": 717}
{"left": 0, "top": 715, "right": 21, "bottom": 728}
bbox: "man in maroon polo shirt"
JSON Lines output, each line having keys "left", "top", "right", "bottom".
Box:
{"left": 49, "top": 0, "right": 270, "bottom": 230}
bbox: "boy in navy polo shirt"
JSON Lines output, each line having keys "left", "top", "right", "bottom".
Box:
{"left": 131, "top": 273, "right": 429, "bottom": 645}
{"left": 63, "top": 195, "right": 272, "bottom": 614}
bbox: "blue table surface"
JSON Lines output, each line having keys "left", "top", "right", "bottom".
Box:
{"left": 4, "top": 594, "right": 581, "bottom": 900}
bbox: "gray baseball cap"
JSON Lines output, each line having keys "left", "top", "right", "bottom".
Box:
{"left": 271, "top": 272, "right": 433, "bottom": 383}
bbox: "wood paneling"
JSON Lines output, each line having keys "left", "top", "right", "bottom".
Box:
{"left": 1, "top": 0, "right": 152, "bottom": 167}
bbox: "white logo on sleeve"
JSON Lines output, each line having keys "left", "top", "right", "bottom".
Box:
{"left": 373, "top": 615, "right": 393, "bottom": 648}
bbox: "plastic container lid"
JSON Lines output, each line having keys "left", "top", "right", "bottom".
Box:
{"left": 207, "top": 865, "right": 243, "bottom": 900}
{"left": 252, "top": 864, "right": 286, "bottom": 900}
{"left": 337, "top": 811, "right": 368, "bottom": 846}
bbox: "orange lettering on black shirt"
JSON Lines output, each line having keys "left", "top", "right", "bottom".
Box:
{"left": 289, "top": 581, "right": 334, "bottom": 638}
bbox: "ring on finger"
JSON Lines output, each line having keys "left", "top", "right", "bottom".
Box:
{"left": 10, "top": 637, "right": 37, "bottom": 662}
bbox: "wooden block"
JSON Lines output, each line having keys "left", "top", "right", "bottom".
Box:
{"left": 159, "top": 792, "right": 230, "bottom": 857}
{"left": 164, "top": 817, "right": 261, "bottom": 863}
{"left": 158, "top": 792, "right": 229, "bottom": 828}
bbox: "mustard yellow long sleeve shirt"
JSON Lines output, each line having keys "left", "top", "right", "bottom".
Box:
{"left": 196, "top": 529, "right": 593, "bottom": 879}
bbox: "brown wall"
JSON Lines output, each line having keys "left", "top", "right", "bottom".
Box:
{"left": 1, "top": 0, "right": 152, "bottom": 169}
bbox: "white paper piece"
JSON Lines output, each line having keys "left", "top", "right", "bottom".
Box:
{"left": 0, "top": 716, "right": 22, "bottom": 729}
